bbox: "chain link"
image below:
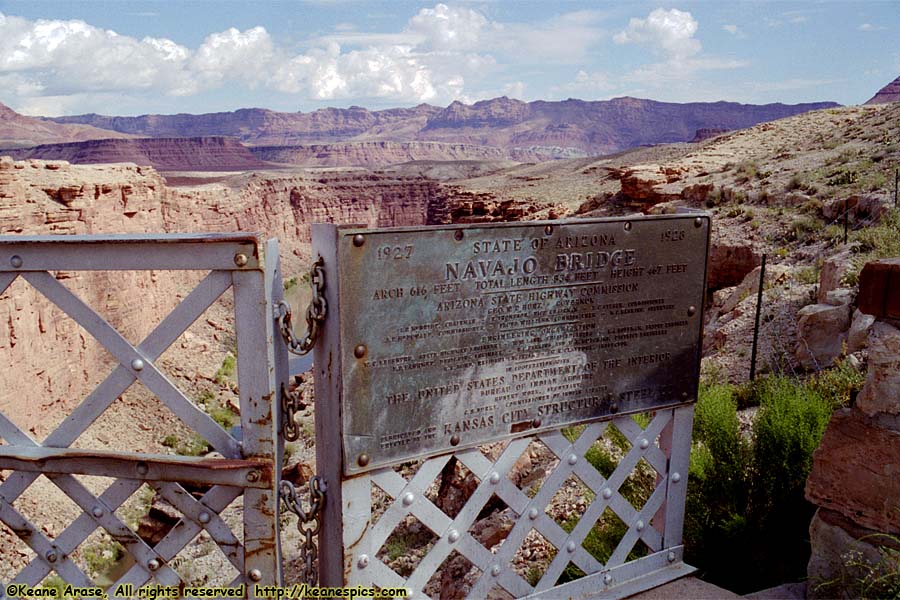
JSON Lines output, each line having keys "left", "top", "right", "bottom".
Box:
{"left": 281, "top": 476, "right": 327, "bottom": 585}
{"left": 280, "top": 381, "right": 306, "bottom": 442}
{"left": 276, "top": 257, "right": 326, "bottom": 356}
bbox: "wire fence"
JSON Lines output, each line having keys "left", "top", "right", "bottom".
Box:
{"left": 732, "top": 187, "right": 899, "bottom": 382}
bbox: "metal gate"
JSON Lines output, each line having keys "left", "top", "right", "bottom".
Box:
{"left": 0, "top": 234, "right": 286, "bottom": 596}
{"left": 1, "top": 221, "right": 704, "bottom": 599}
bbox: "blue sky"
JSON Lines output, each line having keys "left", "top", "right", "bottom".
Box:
{"left": 0, "top": 1, "right": 897, "bottom": 116}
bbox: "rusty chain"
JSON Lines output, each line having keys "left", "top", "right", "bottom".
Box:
{"left": 281, "top": 476, "right": 327, "bottom": 585}
{"left": 277, "top": 257, "right": 325, "bottom": 440}
{"left": 276, "top": 256, "right": 326, "bottom": 356}
{"left": 277, "top": 257, "right": 327, "bottom": 583}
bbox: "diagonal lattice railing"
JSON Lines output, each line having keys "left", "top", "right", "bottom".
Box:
{"left": 0, "top": 234, "right": 286, "bottom": 596}
{"left": 340, "top": 408, "right": 694, "bottom": 599}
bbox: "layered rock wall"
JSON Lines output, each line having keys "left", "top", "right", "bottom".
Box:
{"left": 805, "top": 259, "right": 900, "bottom": 597}
{"left": 0, "top": 158, "right": 435, "bottom": 431}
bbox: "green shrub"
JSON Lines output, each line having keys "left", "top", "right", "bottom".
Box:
{"left": 788, "top": 214, "right": 822, "bottom": 242}
{"left": 844, "top": 209, "right": 900, "bottom": 285}
{"left": 795, "top": 265, "right": 821, "bottom": 285}
{"left": 215, "top": 353, "right": 236, "bottom": 384}
{"left": 686, "top": 374, "right": 838, "bottom": 593}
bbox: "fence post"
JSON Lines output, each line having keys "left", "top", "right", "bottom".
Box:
{"left": 233, "top": 241, "right": 282, "bottom": 590}
{"left": 894, "top": 168, "right": 898, "bottom": 208}
{"left": 749, "top": 254, "right": 767, "bottom": 381}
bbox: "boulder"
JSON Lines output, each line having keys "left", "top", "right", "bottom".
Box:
{"left": 708, "top": 243, "right": 760, "bottom": 291}
{"left": 719, "top": 264, "right": 790, "bottom": 315}
{"left": 807, "top": 508, "right": 887, "bottom": 600}
{"left": 818, "top": 248, "right": 855, "bottom": 304}
{"left": 858, "top": 259, "right": 900, "bottom": 319}
{"left": 823, "top": 194, "right": 889, "bottom": 222}
{"left": 824, "top": 288, "right": 854, "bottom": 307}
{"left": 848, "top": 309, "right": 876, "bottom": 353}
{"left": 619, "top": 165, "right": 679, "bottom": 206}
{"left": 795, "top": 303, "right": 851, "bottom": 369}
{"left": 806, "top": 408, "right": 900, "bottom": 534}
{"left": 856, "top": 321, "right": 900, "bottom": 416}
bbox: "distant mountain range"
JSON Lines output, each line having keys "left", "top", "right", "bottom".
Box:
{"left": 46, "top": 96, "right": 840, "bottom": 158}
{"left": 0, "top": 93, "right": 864, "bottom": 169}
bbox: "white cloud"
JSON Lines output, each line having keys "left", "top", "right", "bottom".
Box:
{"left": 614, "top": 8, "right": 701, "bottom": 60}
{"left": 0, "top": 4, "right": 606, "bottom": 114}
{"left": 615, "top": 8, "right": 746, "bottom": 88}
{"left": 858, "top": 23, "right": 886, "bottom": 32}
{"left": 407, "top": 3, "right": 488, "bottom": 51}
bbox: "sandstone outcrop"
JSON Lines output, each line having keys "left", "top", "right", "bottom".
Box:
{"left": 250, "top": 141, "right": 559, "bottom": 167}
{"left": 806, "top": 258, "right": 900, "bottom": 597}
{"left": 855, "top": 321, "right": 900, "bottom": 416}
{"left": 817, "top": 247, "right": 855, "bottom": 304}
{"left": 0, "top": 157, "right": 445, "bottom": 431}
{"left": 806, "top": 408, "right": 900, "bottom": 535}
{"left": 707, "top": 242, "right": 760, "bottom": 291}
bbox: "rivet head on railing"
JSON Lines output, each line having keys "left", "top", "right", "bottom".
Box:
{"left": 454, "top": 230, "right": 463, "bottom": 241}
{"left": 249, "top": 568, "right": 263, "bottom": 581}
{"left": 528, "top": 508, "right": 539, "bottom": 520}
{"left": 402, "top": 492, "right": 415, "bottom": 506}
{"left": 147, "top": 558, "right": 160, "bottom": 571}
{"left": 531, "top": 417, "right": 542, "bottom": 428}
{"left": 234, "top": 253, "right": 248, "bottom": 267}
{"left": 610, "top": 403, "right": 619, "bottom": 413}
{"left": 566, "top": 540, "right": 576, "bottom": 553}
{"left": 357, "top": 454, "right": 370, "bottom": 467}
{"left": 45, "top": 550, "right": 58, "bottom": 563}
{"left": 603, "top": 488, "right": 613, "bottom": 499}
{"left": 246, "top": 470, "right": 261, "bottom": 483}
{"left": 604, "top": 574, "right": 613, "bottom": 585}
{"left": 636, "top": 520, "right": 645, "bottom": 531}
{"left": 489, "top": 472, "right": 500, "bottom": 484}
{"left": 131, "top": 358, "right": 145, "bottom": 371}
{"left": 667, "top": 551, "right": 676, "bottom": 563}
{"left": 671, "top": 472, "right": 681, "bottom": 483}
{"left": 447, "top": 529, "right": 460, "bottom": 543}
{"left": 91, "top": 506, "right": 104, "bottom": 518}
{"left": 695, "top": 217, "right": 703, "bottom": 228}
{"left": 450, "top": 434, "right": 460, "bottom": 446}
{"left": 198, "top": 511, "right": 211, "bottom": 524}
{"left": 9, "top": 255, "right": 22, "bottom": 269}
{"left": 567, "top": 454, "right": 578, "bottom": 465}
{"left": 639, "top": 438, "right": 650, "bottom": 450}
{"left": 357, "top": 555, "right": 369, "bottom": 569}
{"left": 136, "top": 462, "right": 149, "bottom": 476}
{"left": 687, "top": 306, "right": 697, "bottom": 317}
{"left": 353, "top": 234, "right": 366, "bottom": 247}
{"left": 354, "top": 344, "right": 367, "bottom": 359}
{"left": 491, "top": 565, "right": 501, "bottom": 577}
{"left": 624, "top": 221, "right": 632, "bottom": 231}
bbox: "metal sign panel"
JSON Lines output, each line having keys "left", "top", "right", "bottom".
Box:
{"left": 327, "top": 215, "right": 709, "bottom": 474}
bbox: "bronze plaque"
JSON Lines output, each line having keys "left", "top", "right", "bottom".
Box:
{"left": 328, "top": 215, "right": 709, "bottom": 474}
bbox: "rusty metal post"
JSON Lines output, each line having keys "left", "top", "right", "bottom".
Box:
{"left": 234, "top": 241, "right": 282, "bottom": 591}
{"left": 749, "top": 254, "right": 767, "bottom": 381}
